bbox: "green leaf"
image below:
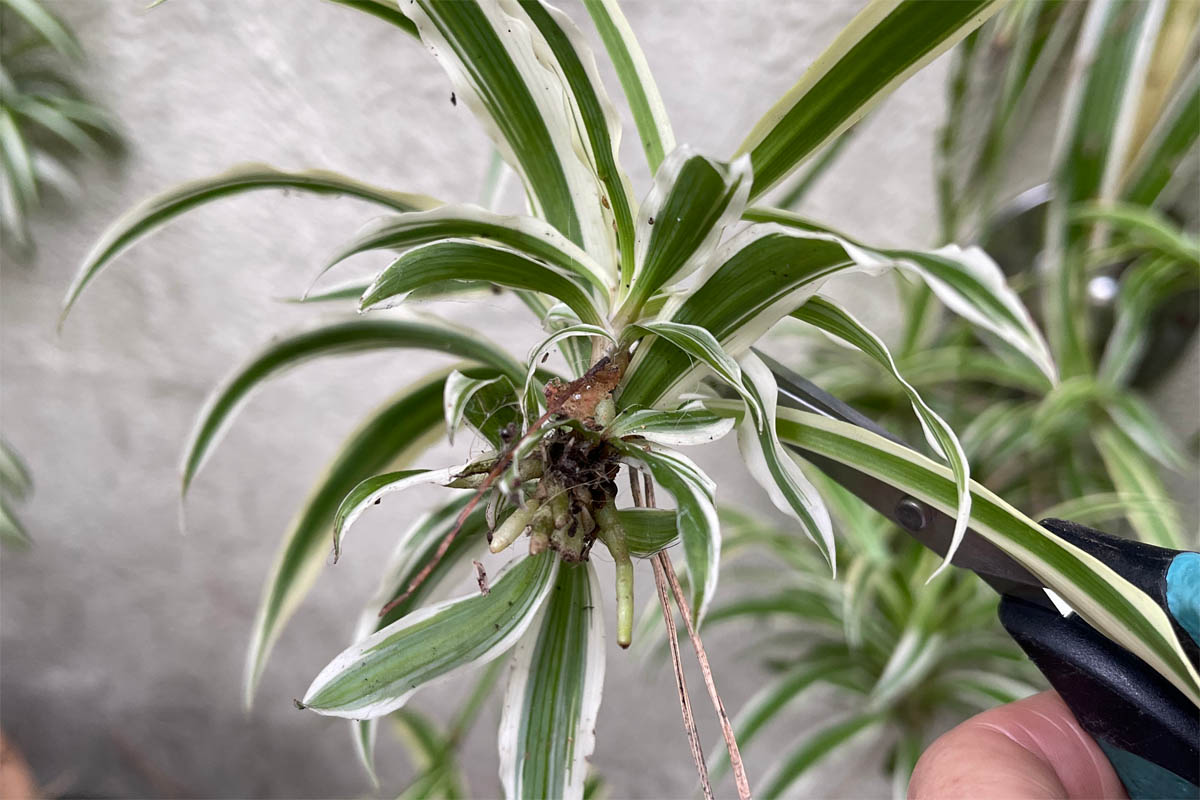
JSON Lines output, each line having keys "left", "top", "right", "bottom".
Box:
{"left": 326, "top": 0, "right": 419, "bottom": 37}
{"left": 1122, "top": 58, "right": 1200, "bottom": 207}
{"left": 708, "top": 654, "right": 854, "bottom": 781}
{"left": 0, "top": 438, "right": 33, "bottom": 500}
{"left": 402, "top": 0, "right": 614, "bottom": 265}
{"left": 1043, "top": 0, "right": 1166, "bottom": 377}
{"left": 792, "top": 296, "right": 971, "bottom": 576}
{"left": 1070, "top": 202, "right": 1200, "bottom": 266}
{"left": 1, "top": 0, "right": 84, "bottom": 60}
{"left": 316, "top": 204, "right": 613, "bottom": 295}
{"left": 361, "top": 240, "right": 606, "bottom": 327}
{"left": 610, "top": 441, "right": 719, "bottom": 622}
{"left": 1104, "top": 392, "right": 1187, "bottom": 471}
{"left": 302, "top": 552, "right": 558, "bottom": 719}
{"left": 760, "top": 712, "right": 885, "bottom": 800}
{"left": 1092, "top": 425, "right": 1185, "bottom": 549}
{"left": 517, "top": 0, "right": 637, "bottom": 278}
{"left": 735, "top": 0, "right": 1001, "bottom": 200}
{"left": 736, "top": 353, "right": 835, "bottom": 569}
{"left": 348, "top": 496, "right": 489, "bottom": 782}
{"left": 0, "top": 500, "right": 32, "bottom": 550}
{"left": 500, "top": 563, "right": 605, "bottom": 800}
{"left": 61, "top": 164, "right": 440, "bottom": 323}
{"left": 605, "top": 401, "right": 734, "bottom": 447}
{"left": 181, "top": 318, "right": 522, "bottom": 494}
{"left": 758, "top": 405, "right": 1200, "bottom": 705}
{"left": 581, "top": 0, "right": 675, "bottom": 174}
{"left": 1099, "top": 254, "right": 1198, "bottom": 386}
{"left": 245, "top": 370, "right": 455, "bottom": 702}
{"left": 0, "top": 109, "right": 37, "bottom": 208}
{"left": 744, "top": 210, "right": 1058, "bottom": 382}
{"left": 617, "top": 149, "right": 751, "bottom": 319}
{"left": 617, "top": 508, "right": 678, "bottom": 558}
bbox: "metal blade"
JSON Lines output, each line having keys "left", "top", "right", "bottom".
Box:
{"left": 758, "top": 350, "right": 1045, "bottom": 600}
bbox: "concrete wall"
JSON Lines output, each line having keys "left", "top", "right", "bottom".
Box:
{"left": 4, "top": 2, "right": 1190, "bottom": 799}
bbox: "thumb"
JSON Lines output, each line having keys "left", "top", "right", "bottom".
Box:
{"left": 908, "top": 690, "right": 1127, "bottom": 799}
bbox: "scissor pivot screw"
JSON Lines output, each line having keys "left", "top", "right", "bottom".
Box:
{"left": 896, "top": 497, "right": 927, "bottom": 531}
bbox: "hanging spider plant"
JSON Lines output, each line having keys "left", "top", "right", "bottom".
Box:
{"left": 61, "top": 0, "right": 1200, "bottom": 796}
{"left": 0, "top": 0, "right": 120, "bottom": 255}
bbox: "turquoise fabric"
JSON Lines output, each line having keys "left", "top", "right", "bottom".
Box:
{"left": 1165, "top": 552, "right": 1200, "bottom": 647}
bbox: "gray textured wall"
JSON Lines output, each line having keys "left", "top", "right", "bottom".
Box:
{"left": 4, "top": 2, "right": 1190, "bottom": 799}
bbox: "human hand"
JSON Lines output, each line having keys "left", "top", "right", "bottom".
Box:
{"left": 908, "top": 690, "right": 1128, "bottom": 799}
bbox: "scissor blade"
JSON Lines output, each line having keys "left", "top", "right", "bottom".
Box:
{"left": 757, "top": 350, "right": 1044, "bottom": 599}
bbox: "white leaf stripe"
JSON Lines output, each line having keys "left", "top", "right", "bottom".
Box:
{"left": 404, "top": 0, "right": 612, "bottom": 266}
{"left": 499, "top": 563, "right": 604, "bottom": 800}
{"left": 762, "top": 406, "right": 1200, "bottom": 705}
{"left": 611, "top": 440, "right": 719, "bottom": 623}
{"left": 582, "top": 0, "right": 675, "bottom": 175}
{"left": 303, "top": 552, "right": 559, "bottom": 719}
{"left": 792, "top": 296, "right": 970, "bottom": 578}
{"left": 316, "top": 205, "right": 613, "bottom": 295}
{"left": 737, "top": 352, "right": 835, "bottom": 569}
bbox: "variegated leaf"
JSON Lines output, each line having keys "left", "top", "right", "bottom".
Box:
{"left": 303, "top": 552, "right": 559, "bottom": 719}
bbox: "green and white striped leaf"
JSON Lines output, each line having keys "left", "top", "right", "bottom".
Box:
{"left": 756, "top": 405, "right": 1200, "bottom": 704}
{"left": 760, "top": 712, "right": 886, "bottom": 800}
{"left": 1099, "top": 255, "right": 1198, "bottom": 386}
{"left": 582, "top": 0, "right": 675, "bottom": 175}
{"left": 0, "top": 499, "right": 31, "bottom": 550}
{"left": 1104, "top": 392, "right": 1188, "bottom": 471}
{"left": 349, "top": 495, "right": 488, "bottom": 782}
{"left": 708, "top": 654, "right": 855, "bottom": 780}
{"left": 618, "top": 148, "right": 751, "bottom": 318}
{"left": 792, "top": 296, "right": 970, "bottom": 575}
{"left": 743, "top": 210, "right": 1058, "bottom": 381}
{"left": 1038, "top": 492, "right": 1161, "bottom": 531}
{"left": 1122, "top": 58, "right": 1200, "bottom": 207}
{"left": 445, "top": 370, "right": 505, "bottom": 445}
{"left": 625, "top": 319, "right": 762, "bottom": 423}
{"left": 332, "top": 465, "right": 470, "bottom": 562}
{"left": 605, "top": 401, "right": 733, "bottom": 447}
{"left": 181, "top": 318, "right": 522, "bottom": 495}
{"left": 499, "top": 563, "right": 604, "bottom": 800}
{"left": 1043, "top": 0, "right": 1167, "bottom": 377}
{"left": 361, "top": 240, "right": 606, "bottom": 327}
{"left": 402, "top": 0, "right": 614, "bottom": 265}
{"left": 610, "top": 440, "right": 719, "bottom": 622}
{"left": 1070, "top": 202, "right": 1200, "bottom": 266}
{"left": 302, "top": 552, "right": 558, "bottom": 719}
{"left": 317, "top": 204, "right": 613, "bottom": 295}
{"left": 735, "top": 0, "right": 1002, "bottom": 200}
{"left": 0, "top": 110, "right": 37, "bottom": 209}
{"left": 245, "top": 371, "right": 452, "bottom": 701}
{"left": 736, "top": 352, "right": 835, "bottom": 569}
{"left": 1093, "top": 425, "right": 1185, "bottom": 549}
{"left": 518, "top": 0, "right": 637, "bottom": 277}
{"left": 61, "top": 164, "right": 440, "bottom": 323}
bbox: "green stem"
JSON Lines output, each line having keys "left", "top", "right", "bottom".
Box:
{"left": 596, "top": 503, "right": 634, "bottom": 648}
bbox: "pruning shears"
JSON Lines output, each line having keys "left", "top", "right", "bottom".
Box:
{"left": 764, "top": 352, "right": 1200, "bottom": 799}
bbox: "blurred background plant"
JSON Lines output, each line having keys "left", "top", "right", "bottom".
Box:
{"left": 0, "top": 0, "right": 121, "bottom": 257}
{"left": 696, "top": 0, "right": 1198, "bottom": 794}
{"left": 0, "top": 438, "right": 32, "bottom": 549}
